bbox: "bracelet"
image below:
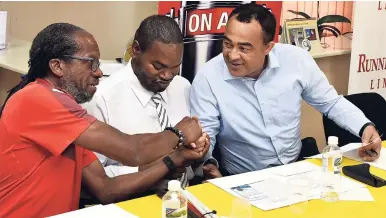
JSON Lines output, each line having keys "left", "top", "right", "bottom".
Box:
{"left": 359, "top": 122, "right": 376, "bottom": 138}
{"left": 165, "top": 127, "right": 185, "bottom": 149}
{"left": 162, "top": 156, "right": 176, "bottom": 172}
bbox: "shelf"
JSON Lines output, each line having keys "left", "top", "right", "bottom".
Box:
{"left": 312, "top": 48, "right": 351, "bottom": 59}
{"left": 0, "top": 38, "right": 117, "bottom": 75}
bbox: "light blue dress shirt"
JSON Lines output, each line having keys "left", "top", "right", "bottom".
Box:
{"left": 190, "top": 43, "right": 370, "bottom": 175}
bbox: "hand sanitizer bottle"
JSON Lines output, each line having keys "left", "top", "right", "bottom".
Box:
{"left": 321, "top": 136, "right": 342, "bottom": 202}
{"left": 162, "top": 180, "right": 188, "bottom": 218}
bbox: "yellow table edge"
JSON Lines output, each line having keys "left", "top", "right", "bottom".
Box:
{"left": 117, "top": 143, "right": 386, "bottom": 217}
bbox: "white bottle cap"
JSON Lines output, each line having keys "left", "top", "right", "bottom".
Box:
{"left": 168, "top": 180, "right": 182, "bottom": 191}
{"left": 328, "top": 136, "right": 339, "bottom": 145}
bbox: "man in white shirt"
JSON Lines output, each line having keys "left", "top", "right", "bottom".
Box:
{"left": 84, "top": 15, "right": 220, "bottom": 196}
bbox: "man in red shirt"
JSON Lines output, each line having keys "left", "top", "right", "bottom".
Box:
{"left": 0, "top": 23, "right": 209, "bottom": 218}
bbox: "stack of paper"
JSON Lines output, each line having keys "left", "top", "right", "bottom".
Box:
{"left": 48, "top": 204, "right": 138, "bottom": 218}
{"left": 209, "top": 161, "right": 374, "bottom": 211}
{"left": 344, "top": 147, "right": 386, "bottom": 171}
{"left": 307, "top": 143, "right": 386, "bottom": 171}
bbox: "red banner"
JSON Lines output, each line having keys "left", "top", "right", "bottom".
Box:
{"left": 158, "top": 1, "right": 283, "bottom": 82}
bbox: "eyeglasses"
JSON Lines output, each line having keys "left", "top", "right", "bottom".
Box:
{"left": 61, "top": 55, "right": 100, "bottom": 72}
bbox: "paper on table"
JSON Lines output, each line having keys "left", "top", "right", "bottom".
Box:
{"left": 48, "top": 205, "right": 106, "bottom": 218}
{"left": 210, "top": 161, "right": 367, "bottom": 211}
{"left": 267, "top": 161, "right": 319, "bottom": 176}
{"left": 344, "top": 147, "right": 386, "bottom": 171}
{"left": 48, "top": 204, "right": 138, "bottom": 218}
{"left": 102, "top": 204, "right": 139, "bottom": 218}
{"left": 305, "top": 143, "right": 362, "bottom": 159}
{"left": 339, "top": 187, "right": 374, "bottom": 202}
{"left": 230, "top": 178, "right": 302, "bottom": 211}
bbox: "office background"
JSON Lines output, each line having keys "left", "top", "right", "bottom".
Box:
{"left": 0, "top": 1, "right": 352, "bottom": 149}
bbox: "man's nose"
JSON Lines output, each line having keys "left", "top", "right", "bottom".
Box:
{"left": 228, "top": 48, "right": 241, "bottom": 61}
{"left": 160, "top": 69, "right": 176, "bottom": 80}
{"left": 93, "top": 67, "right": 103, "bottom": 78}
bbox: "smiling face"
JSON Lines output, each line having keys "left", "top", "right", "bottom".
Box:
{"left": 223, "top": 16, "right": 274, "bottom": 79}
{"left": 131, "top": 40, "right": 183, "bottom": 93}
{"left": 59, "top": 31, "right": 102, "bottom": 103}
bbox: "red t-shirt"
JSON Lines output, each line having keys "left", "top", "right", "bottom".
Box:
{"left": 0, "top": 79, "right": 97, "bottom": 218}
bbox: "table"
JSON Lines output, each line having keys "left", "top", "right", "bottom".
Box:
{"left": 117, "top": 145, "right": 386, "bottom": 217}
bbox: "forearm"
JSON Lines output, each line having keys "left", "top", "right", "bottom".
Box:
{"left": 76, "top": 121, "right": 179, "bottom": 167}
{"left": 98, "top": 163, "right": 170, "bottom": 204}
{"left": 326, "top": 96, "right": 370, "bottom": 137}
{"left": 130, "top": 131, "right": 178, "bottom": 165}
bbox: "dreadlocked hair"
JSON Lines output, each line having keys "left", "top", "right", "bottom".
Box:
{"left": 0, "top": 23, "right": 85, "bottom": 117}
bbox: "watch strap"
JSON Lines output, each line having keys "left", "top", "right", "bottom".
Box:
{"left": 162, "top": 156, "right": 176, "bottom": 172}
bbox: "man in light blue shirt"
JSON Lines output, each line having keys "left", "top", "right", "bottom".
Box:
{"left": 190, "top": 3, "right": 382, "bottom": 176}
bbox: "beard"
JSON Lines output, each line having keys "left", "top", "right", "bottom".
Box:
{"left": 60, "top": 74, "right": 93, "bottom": 104}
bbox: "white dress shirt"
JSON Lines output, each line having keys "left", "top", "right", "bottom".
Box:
{"left": 190, "top": 44, "right": 370, "bottom": 174}
{"left": 83, "top": 60, "right": 192, "bottom": 178}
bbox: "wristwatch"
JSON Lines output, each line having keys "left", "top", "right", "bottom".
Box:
{"left": 162, "top": 156, "right": 176, "bottom": 172}
{"left": 165, "top": 127, "right": 186, "bottom": 149}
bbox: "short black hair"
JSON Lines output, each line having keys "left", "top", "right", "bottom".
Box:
{"left": 229, "top": 3, "right": 276, "bottom": 44}
{"left": 0, "top": 23, "right": 84, "bottom": 117}
{"left": 134, "top": 15, "right": 183, "bottom": 52}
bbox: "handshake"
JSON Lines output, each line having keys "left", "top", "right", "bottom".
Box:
{"left": 140, "top": 116, "right": 222, "bottom": 180}
{"left": 169, "top": 116, "right": 210, "bottom": 168}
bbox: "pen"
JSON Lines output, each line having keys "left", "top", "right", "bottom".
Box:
{"left": 362, "top": 134, "right": 383, "bottom": 157}
{"left": 364, "top": 148, "right": 378, "bottom": 158}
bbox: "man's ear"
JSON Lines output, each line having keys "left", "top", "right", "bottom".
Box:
{"left": 48, "top": 58, "right": 64, "bottom": 77}
{"left": 131, "top": 40, "right": 141, "bottom": 59}
{"left": 264, "top": 41, "right": 275, "bottom": 56}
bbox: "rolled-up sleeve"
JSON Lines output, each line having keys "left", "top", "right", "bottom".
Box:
{"left": 300, "top": 50, "right": 370, "bottom": 137}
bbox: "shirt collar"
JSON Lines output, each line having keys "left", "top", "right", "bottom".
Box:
{"left": 127, "top": 59, "right": 168, "bottom": 108}
{"left": 223, "top": 49, "right": 280, "bottom": 81}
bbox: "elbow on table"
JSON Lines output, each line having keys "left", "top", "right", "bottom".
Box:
{"left": 98, "top": 194, "right": 116, "bottom": 205}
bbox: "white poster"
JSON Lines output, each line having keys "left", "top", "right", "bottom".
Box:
{"left": 348, "top": 1, "right": 386, "bottom": 97}
{"left": 0, "top": 11, "right": 7, "bottom": 50}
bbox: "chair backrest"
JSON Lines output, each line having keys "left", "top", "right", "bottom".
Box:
{"left": 323, "top": 92, "right": 386, "bottom": 147}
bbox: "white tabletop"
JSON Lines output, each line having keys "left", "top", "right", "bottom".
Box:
{"left": 0, "top": 38, "right": 30, "bottom": 74}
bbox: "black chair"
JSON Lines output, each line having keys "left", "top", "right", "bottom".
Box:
{"left": 323, "top": 92, "right": 386, "bottom": 147}
{"left": 298, "top": 137, "right": 319, "bottom": 160}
